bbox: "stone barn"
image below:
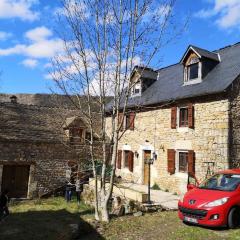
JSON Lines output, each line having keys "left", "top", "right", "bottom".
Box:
{"left": 0, "top": 94, "right": 101, "bottom": 198}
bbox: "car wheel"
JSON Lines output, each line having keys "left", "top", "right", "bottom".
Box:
{"left": 228, "top": 207, "right": 240, "bottom": 229}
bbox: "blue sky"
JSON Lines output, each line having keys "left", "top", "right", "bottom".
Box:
{"left": 0, "top": 0, "right": 239, "bottom": 94}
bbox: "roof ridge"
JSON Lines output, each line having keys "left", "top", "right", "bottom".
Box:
{"left": 213, "top": 41, "right": 240, "bottom": 52}
{"left": 0, "top": 101, "right": 78, "bottom": 111}
{"left": 190, "top": 45, "right": 218, "bottom": 54}
{"left": 156, "top": 63, "right": 179, "bottom": 72}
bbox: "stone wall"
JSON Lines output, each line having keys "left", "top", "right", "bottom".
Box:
{"left": 229, "top": 77, "right": 240, "bottom": 168}
{"left": 106, "top": 95, "right": 230, "bottom": 194}
{"left": 0, "top": 141, "right": 102, "bottom": 198}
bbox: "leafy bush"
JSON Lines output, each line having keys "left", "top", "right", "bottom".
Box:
{"left": 151, "top": 183, "right": 161, "bottom": 190}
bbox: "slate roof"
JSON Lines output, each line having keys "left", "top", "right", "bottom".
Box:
{"left": 181, "top": 45, "right": 220, "bottom": 63}
{"left": 0, "top": 94, "right": 102, "bottom": 143}
{"left": 115, "top": 42, "right": 240, "bottom": 109}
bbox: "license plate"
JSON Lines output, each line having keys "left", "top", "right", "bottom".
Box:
{"left": 184, "top": 216, "right": 198, "bottom": 223}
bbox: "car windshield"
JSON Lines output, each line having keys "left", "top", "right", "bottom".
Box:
{"left": 199, "top": 173, "right": 240, "bottom": 191}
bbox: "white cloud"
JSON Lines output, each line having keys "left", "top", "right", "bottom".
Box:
{"left": 21, "top": 58, "right": 38, "bottom": 68}
{"left": 0, "top": 31, "right": 12, "bottom": 41}
{"left": 195, "top": 0, "right": 240, "bottom": 29}
{"left": 0, "top": 0, "right": 39, "bottom": 21}
{"left": 0, "top": 26, "right": 64, "bottom": 59}
{"left": 25, "top": 26, "right": 52, "bottom": 42}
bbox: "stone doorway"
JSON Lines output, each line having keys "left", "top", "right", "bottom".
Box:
{"left": 1, "top": 165, "right": 30, "bottom": 198}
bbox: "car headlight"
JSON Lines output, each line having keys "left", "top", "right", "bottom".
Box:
{"left": 204, "top": 197, "right": 229, "bottom": 207}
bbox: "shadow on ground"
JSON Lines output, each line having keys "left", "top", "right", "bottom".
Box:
{"left": 0, "top": 209, "right": 105, "bottom": 240}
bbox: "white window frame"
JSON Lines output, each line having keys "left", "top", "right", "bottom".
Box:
{"left": 184, "top": 59, "right": 202, "bottom": 85}
{"left": 177, "top": 106, "right": 189, "bottom": 132}
{"left": 176, "top": 150, "right": 188, "bottom": 174}
{"left": 131, "top": 81, "right": 141, "bottom": 97}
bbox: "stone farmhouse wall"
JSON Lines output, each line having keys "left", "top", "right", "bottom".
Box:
{"left": 0, "top": 141, "right": 82, "bottom": 198}
{"left": 229, "top": 77, "right": 240, "bottom": 168}
{"left": 106, "top": 95, "right": 230, "bottom": 194}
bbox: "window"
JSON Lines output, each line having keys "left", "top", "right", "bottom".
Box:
{"left": 184, "top": 57, "right": 202, "bottom": 84}
{"left": 69, "top": 128, "right": 85, "bottom": 144}
{"left": 188, "top": 63, "right": 199, "bottom": 80}
{"left": 171, "top": 104, "right": 194, "bottom": 129}
{"left": 132, "top": 82, "right": 141, "bottom": 96}
{"left": 119, "top": 112, "right": 135, "bottom": 131}
{"left": 124, "top": 151, "right": 130, "bottom": 168}
{"left": 179, "top": 107, "right": 188, "bottom": 127}
{"left": 179, "top": 152, "right": 188, "bottom": 173}
{"left": 125, "top": 114, "right": 131, "bottom": 129}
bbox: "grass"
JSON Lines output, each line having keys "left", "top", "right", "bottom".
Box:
{"left": 1, "top": 197, "right": 240, "bottom": 240}
{"left": 0, "top": 197, "right": 97, "bottom": 240}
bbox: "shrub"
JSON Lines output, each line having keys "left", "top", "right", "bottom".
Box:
{"left": 151, "top": 183, "right": 161, "bottom": 190}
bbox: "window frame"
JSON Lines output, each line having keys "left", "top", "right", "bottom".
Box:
{"left": 176, "top": 150, "right": 189, "bottom": 173}
{"left": 188, "top": 63, "right": 199, "bottom": 80}
{"left": 184, "top": 58, "right": 202, "bottom": 85}
{"left": 123, "top": 150, "right": 130, "bottom": 168}
{"left": 179, "top": 107, "right": 189, "bottom": 127}
{"left": 69, "top": 127, "right": 85, "bottom": 144}
{"left": 131, "top": 81, "right": 141, "bottom": 97}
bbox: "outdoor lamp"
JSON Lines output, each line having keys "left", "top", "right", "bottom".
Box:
{"left": 134, "top": 151, "right": 139, "bottom": 158}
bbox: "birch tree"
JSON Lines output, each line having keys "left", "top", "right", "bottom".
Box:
{"left": 50, "top": 0, "right": 185, "bottom": 222}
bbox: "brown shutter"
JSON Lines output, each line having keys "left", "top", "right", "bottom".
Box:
{"left": 128, "top": 151, "right": 134, "bottom": 172}
{"left": 118, "top": 113, "right": 124, "bottom": 131}
{"left": 129, "top": 112, "right": 135, "bottom": 130}
{"left": 188, "top": 103, "right": 194, "bottom": 129}
{"left": 167, "top": 149, "right": 175, "bottom": 174}
{"left": 188, "top": 150, "right": 195, "bottom": 175}
{"left": 117, "top": 150, "right": 122, "bottom": 169}
{"left": 171, "top": 107, "right": 177, "bottom": 129}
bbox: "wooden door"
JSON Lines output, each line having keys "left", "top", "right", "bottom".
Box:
{"left": 2, "top": 165, "right": 30, "bottom": 198}
{"left": 143, "top": 150, "right": 151, "bottom": 185}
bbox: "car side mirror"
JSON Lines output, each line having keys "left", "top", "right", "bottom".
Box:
{"left": 187, "top": 183, "right": 196, "bottom": 191}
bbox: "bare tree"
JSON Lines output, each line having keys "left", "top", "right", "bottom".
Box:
{"left": 50, "top": 0, "right": 185, "bottom": 222}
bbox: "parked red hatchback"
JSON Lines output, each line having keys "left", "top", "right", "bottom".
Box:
{"left": 178, "top": 169, "right": 240, "bottom": 228}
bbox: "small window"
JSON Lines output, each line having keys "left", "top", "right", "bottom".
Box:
{"left": 179, "top": 152, "right": 188, "bottom": 173}
{"left": 124, "top": 150, "right": 130, "bottom": 168}
{"left": 125, "top": 114, "right": 131, "bottom": 129}
{"left": 132, "top": 82, "right": 141, "bottom": 96}
{"left": 69, "top": 128, "right": 85, "bottom": 144}
{"left": 179, "top": 107, "right": 188, "bottom": 127}
{"left": 188, "top": 63, "right": 198, "bottom": 80}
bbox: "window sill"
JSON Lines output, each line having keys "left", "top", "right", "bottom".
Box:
{"left": 177, "top": 127, "right": 189, "bottom": 133}
{"left": 174, "top": 172, "right": 188, "bottom": 179}
{"left": 183, "top": 78, "right": 202, "bottom": 85}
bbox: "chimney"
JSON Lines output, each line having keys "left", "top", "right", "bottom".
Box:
{"left": 10, "top": 95, "right": 17, "bottom": 104}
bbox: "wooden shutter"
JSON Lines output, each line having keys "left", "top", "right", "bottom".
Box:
{"left": 118, "top": 113, "right": 124, "bottom": 131}
{"left": 188, "top": 150, "right": 195, "bottom": 175}
{"left": 128, "top": 151, "right": 134, "bottom": 172}
{"left": 171, "top": 107, "right": 177, "bottom": 129}
{"left": 117, "top": 150, "right": 122, "bottom": 169}
{"left": 129, "top": 112, "right": 135, "bottom": 130}
{"left": 188, "top": 103, "right": 194, "bottom": 129}
{"left": 167, "top": 149, "right": 176, "bottom": 174}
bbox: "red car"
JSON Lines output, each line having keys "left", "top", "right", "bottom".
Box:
{"left": 178, "top": 169, "right": 240, "bottom": 228}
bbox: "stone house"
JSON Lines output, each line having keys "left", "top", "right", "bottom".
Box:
{"left": 0, "top": 94, "right": 101, "bottom": 198}
{"left": 106, "top": 42, "right": 240, "bottom": 194}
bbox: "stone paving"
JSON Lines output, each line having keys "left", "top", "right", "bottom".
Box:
{"left": 120, "top": 182, "right": 180, "bottom": 210}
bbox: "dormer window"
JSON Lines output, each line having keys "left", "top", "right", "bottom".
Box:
{"left": 188, "top": 63, "right": 199, "bottom": 80}
{"left": 181, "top": 45, "right": 220, "bottom": 86}
{"left": 184, "top": 57, "right": 202, "bottom": 85}
{"left": 132, "top": 81, "right": 141, "bottom": 96}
